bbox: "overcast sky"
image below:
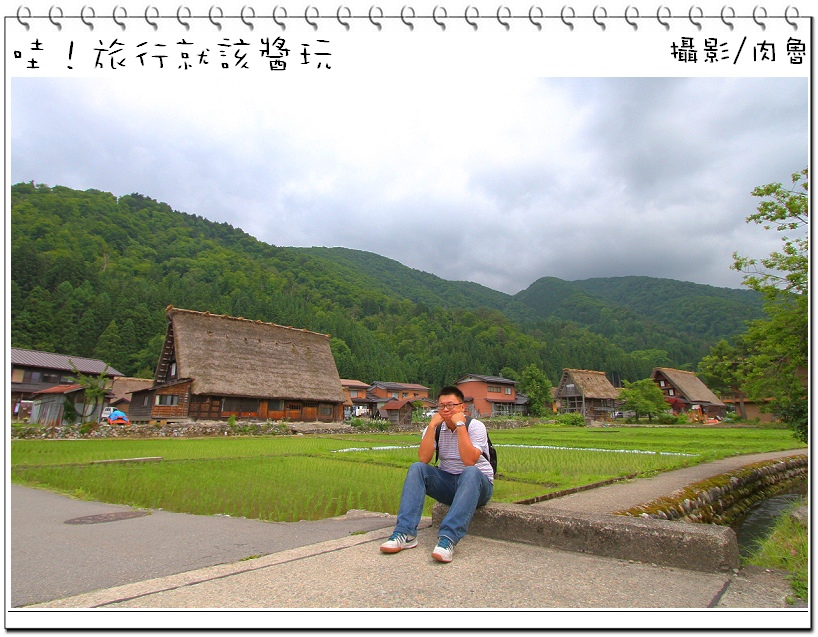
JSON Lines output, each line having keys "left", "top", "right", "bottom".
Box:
{"left": 11, "top": 76, "right": 807, "bottom": 295}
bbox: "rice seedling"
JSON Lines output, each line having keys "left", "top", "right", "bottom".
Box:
{"left": 11, "top": 425, "right": 803, "bottom": 522}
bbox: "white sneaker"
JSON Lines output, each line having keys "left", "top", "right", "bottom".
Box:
{"left": 432, "top": 537, "right": 454, "bottom": 562}
{"left": 380, "top": 532, "right": 418, "bottom": 553}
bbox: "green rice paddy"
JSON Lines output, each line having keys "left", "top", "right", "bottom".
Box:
{"left": 11, "top": 426, "right": 804, "bottom": 522}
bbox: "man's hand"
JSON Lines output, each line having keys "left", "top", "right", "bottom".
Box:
{"left": 441, "top": 408, "right": 466, "bottom": 430}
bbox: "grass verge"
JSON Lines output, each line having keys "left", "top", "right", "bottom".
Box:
{"left": 744, "top": 501, "right": 808, "bottom": 603}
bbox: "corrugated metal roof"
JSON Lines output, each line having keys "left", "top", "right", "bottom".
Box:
{"left": 371, "top": 381, "right": 429, "bottom": 391}
{"left": 11, "top": 348, "right": 124, "bottom": 376}
{"left": 457, "top": 374, "right": 517, "bottom": 385}
{"left": 340, "top": 379, "right": 371, "bottom": 389}
{"left": 31, "top": 384, "right": 84, "bottom": 395}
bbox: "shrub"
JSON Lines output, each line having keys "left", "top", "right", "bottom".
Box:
{"left": 227, "top": 415, "right": 237, "bottom": 427}
{"left": 372, "top": 419, "right": 390, "bottom": 432}
{"left": 349, "top": 417, "right": 364, "bottom": 429}
{"left": 554, "top": 412, "right": 586, "bottom": 427}
{"left": 657, "top": 412, "right": 684, "bottom": 425}
{"left": 78, "top": 422, "right": 96, "bottom": 436}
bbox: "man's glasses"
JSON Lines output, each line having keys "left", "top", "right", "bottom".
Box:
{"left": 437, "top": 402, "right": 463, "bottom": 411}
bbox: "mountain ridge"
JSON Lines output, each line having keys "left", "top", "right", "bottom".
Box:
{"left": 11, "top": 182, "right": 764, "bottom": 391}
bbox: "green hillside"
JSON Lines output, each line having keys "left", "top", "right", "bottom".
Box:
{"left": 10, "top": 182, "right": 761, "bottom": 392}
{"left": 510, "top": 276, "right": 763, "bottom": 363}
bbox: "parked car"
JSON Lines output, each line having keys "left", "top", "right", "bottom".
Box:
{"left": 423, "top": 409, "right": 437, "bottom": 418}
{"left": 99, "top": 407, "right": 115, "bottom": 423}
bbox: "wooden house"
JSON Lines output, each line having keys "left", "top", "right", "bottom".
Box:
{"left": 341, "top": 379, "right": 375, "bottom": 418}
{"left": 129, "top": 307, "right": 345, "bottom": 424}
{"left": 556, "top": 369, "right": 620, "bottom": 420}
{"left": 369, "top": 381, "right": 430, "bottom": 401}
{"left": 29, "top": 384, "right": 114, "bottom": 426}
{"left": 651, "top": 368, "right": 726, "bottom": 418}
{"left": 455, "top": 374, "right": 527, "bottom": 418}
{"left": 11, "top": 347, "right": 123, "bottom": 420}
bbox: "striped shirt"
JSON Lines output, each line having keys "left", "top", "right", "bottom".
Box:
{"left": 424, "top": 418, "right": 494, "bottom": 483}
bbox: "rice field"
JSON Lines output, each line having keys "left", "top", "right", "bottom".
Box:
{"left": 11, "top": 426, "right": 804, "bottom": 521}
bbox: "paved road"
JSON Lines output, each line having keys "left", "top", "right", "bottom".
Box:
{"left": 10, "top": 484, "right": 395, "bottom": 608}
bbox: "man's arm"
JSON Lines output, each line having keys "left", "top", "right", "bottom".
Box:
{"left": 449, "top": 410, "right": 482, "bottom": 466}
{"left": 418, "top": 413, "right": 443, "bottom": 463}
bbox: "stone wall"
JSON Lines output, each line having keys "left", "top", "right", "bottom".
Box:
{"left": 617, "top": 456, "right": 808, "bottom": 526}
{"left": 11, "top": 416, "right": 537, "bottom": 440}
{"left": 10, "top": 420, "right": 353, "bottom": 439}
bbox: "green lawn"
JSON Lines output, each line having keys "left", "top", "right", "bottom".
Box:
{"left": 11, "top": 426, "right": 804, "bottom": 521}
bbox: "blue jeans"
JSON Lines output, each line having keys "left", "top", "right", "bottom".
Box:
{"left": 393, "top": 462, "right": 493, "bottom": 545}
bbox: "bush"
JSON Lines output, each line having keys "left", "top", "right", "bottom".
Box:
{"left": 657, "top": 412, "right": 685, "bottom": 425}
{"left": 349, "top": 417, "right": 364, "bottom": 428}
{"left": 554, "top": 412, "right": 586, "bottom": 427}
{"left": 227, "top": 415, "right": 237, "bottom": 427}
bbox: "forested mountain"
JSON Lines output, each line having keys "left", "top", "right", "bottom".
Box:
{"left": 10, "top": 182, "right": 763, "bottom": 393}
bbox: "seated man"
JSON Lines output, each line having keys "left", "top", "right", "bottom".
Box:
{"left": 380, "top": 386, "right": 494, "bottom": 563}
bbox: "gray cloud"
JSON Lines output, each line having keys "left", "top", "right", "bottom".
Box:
{"left": 11, "top": 76, "right": 807, "bottom": 295}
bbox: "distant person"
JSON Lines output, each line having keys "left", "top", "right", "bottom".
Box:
{"left": 380, "top": 386, "right": 493, "bottom": 563}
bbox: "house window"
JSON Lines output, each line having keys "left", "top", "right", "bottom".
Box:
{"left": 320, "top": 405, "right": 333, "bottom": 416}
{"left": 169, "top": 362, "right": 177, "bottom": 379}
{"left": 23, "top": 370, "right": 42, "bottom": 383}
{"left": 156, "top": 394, "right": 179, "bottom": 406}
{"left": 42, "top": 372, "right": 61, "bottom": 383}
{"left": 487, "top": 386, "right": 501, "bottom": 393}
{"left": 269, "top": 399, "right": 284, "bottom": 411}
{"left": 668, "top": 389, "right": 675, "bottom": 396}
{"left": 504, "top": 387, "right": 512, "bottom": 395}
{"left": 402, "top": 392, "right": 408, "bottom": 398}
{"left": 391, "top": 392, "right": 399, "bottom": 398}
{"left": 143, "top": 395, "right": 150, "bottom": 407}
{"left": 223, "top": 397, "right": 259, "bottom": 412}
{"left": 659, "top": 380, "right": 667, "bottom": 387}
{"left": 350, "top": 390, "right": 360, "bottom": 398}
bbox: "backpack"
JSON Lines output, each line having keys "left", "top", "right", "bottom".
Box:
{"left": 434, "top": 417, "right": 498, "bottom": 477}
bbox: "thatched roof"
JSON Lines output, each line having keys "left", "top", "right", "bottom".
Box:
{"left": 110, "top": 377, "right": 153, "bottom": 403}
{"left": 167, "top": 307, "right": 345, "bottom": 403}
{"left": 652, "top": 368, "right": 725, "bottom": 407}
{"left": 558, "top": 369, "right": 620, "bottom": 399}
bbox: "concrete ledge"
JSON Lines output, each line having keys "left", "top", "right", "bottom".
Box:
{"left": 432, "top": 502, "right": 740, "bottom": 573}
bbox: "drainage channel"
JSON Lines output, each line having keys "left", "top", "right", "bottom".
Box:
{"left": 731, "top": 477, "right": 807, "bottom": 558}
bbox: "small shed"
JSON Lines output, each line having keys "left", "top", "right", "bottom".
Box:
{"left": 556, "top": 369, "right": 620, "bottom": 420}
{"left": 29, "top": 384, "right": 113, "bottom": 426}
{"left": 380, "top": 398, "right": 418, "bottom": 427}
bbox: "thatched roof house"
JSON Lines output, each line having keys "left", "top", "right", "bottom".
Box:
{"left": 651, "top": 368, "right": 726, "bottom": 417}
{"left": 556, "top": 369, "right": 620, "bottom": 418}
{"left": 130, "top": 307, "right": 345, "bottom": 424}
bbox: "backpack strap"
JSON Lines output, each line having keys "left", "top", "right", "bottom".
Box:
{"left": 433, "top": 416, "right": 488, "bottom": 465}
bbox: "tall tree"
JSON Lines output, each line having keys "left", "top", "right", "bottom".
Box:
{"left": 618, "top": 378, "right": 668, "bottom": 422}
{"left": 730, "top": 169, "right": 808, "bottom": 442}
{"left": 518, "top": 364, "right": 553, "bottom": 417}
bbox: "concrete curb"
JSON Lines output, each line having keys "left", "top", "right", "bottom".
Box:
{"left": 433, "top": 502, "right": 740, "bottom": 573}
